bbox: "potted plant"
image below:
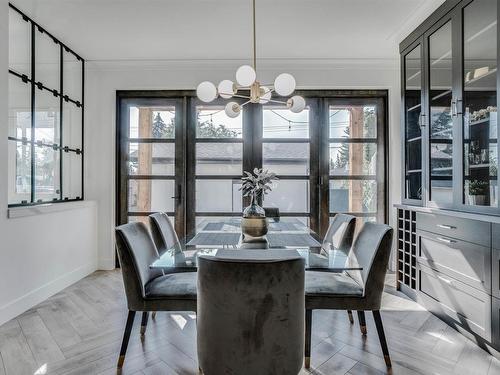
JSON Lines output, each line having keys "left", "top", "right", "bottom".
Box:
{"left": 239, "top": 168, "right": 278, "bottom": 239}
{"left": 467, "top": 180, "right": 489, "bottom": 205}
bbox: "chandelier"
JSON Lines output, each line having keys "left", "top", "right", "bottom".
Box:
{"left": 195, "top": 0, "right": 305, "bottom": 118}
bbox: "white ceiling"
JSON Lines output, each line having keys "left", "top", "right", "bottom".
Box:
{"left": 11, "top": 0, "right": 446, "bottom": 61}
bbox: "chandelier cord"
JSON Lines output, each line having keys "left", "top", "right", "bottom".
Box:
{"left": 252, "top": 0, "right": 257, "bottom": 71}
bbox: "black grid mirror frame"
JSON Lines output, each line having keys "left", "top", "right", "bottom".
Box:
{"left": 7, "top": 3, "right": 84, "bottom": 207}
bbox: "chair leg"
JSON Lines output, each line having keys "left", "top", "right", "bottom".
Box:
{"left": 117, "top": 310, "right": 136, "bottom": 369}
{"left": 140, "top": 311, "right": 149, "bottom": 336}
{"left": 305, "top": 309, "right": 312, "bottom": 369}
{"left": 347, "top": 310, "right": 354, "bottom": 324}
{"left": 372, "top": 310, "right": 392, "bottom": 368}
{"left": 357, "top": 311, "right": 367, "bottom": 335}
{"left": 151, "top": 311, "right": 157, "bottom": 320}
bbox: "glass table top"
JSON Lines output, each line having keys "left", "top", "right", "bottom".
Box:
{"left": 150, "top": 218, "right": 361, "bottom": 273}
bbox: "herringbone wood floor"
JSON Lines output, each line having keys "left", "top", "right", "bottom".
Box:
{"left": 0, "top": 270, "right": 498, "bottom": 375}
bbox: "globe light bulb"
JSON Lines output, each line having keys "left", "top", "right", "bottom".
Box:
{"left": 259, "top": 86, "right": 272, "bottom": 104}
{"left": 196, "top": 81, "right": 217, "bottom": 103}
{"left": 274, "top": 73, "right": 296, "bottom": 96}
{"left": 218, "top": 80, "right": 236, "bottom": 99}
{"left": 225, "top": 102, "right": 241, "bottom": 118}
{"left": 287, "top": 95, "right": 306, "bottom": 113}
{"left": 235, "top": 65, "right": 256, "bottom": 87}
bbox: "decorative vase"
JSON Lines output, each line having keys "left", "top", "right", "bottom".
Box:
{"left": 241, "top": 193, "right": 268, "bottom": 239}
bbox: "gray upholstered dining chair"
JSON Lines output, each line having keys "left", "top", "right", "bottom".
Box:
{"left": 149, "top": 212, "right": 181, "bottom": 255}
{"left": 305, "top": 222, "right": 394, "bottom": 369}
{"left": 322, "top": 214, "right": 360, "bottom": 328}
{"left": 264, "top": 207, "right": 280, "bottom": 221}
{"left": 197, "top": 250, "right": 305, "bottom": 375}
{"left": 148, "top": 212, "right": 189, "bottom": 322}
{"left": 323, "top": 213, "right": 356, "bottom": 253}
{"left": 115, "top": 222, "right": 197, "bottom": 369}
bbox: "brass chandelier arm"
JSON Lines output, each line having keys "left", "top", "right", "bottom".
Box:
{"left": 219, "top": 93, "right": 251, "bottom": 100}
{"left": 267, "top": 98, "right": 288, "bottom": 105}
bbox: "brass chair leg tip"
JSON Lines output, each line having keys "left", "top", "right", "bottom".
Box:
{"left": 360, "top": 325, "right": 367, "bottom": 335}
{"left": 117, "top": 355, "right": 125, "bottom": 368}
{"left": 384, "top": 354, "right": 392, "bottom": 368}
{"left": 152, "top": 312, "right": 157, "bottom": 320}
{"left": 304, "top": 357, "right": 311, "bottom": 369}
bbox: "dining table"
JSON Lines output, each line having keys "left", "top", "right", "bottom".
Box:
{"left": 150, "top": 217, "right": 362, "bottom": 273}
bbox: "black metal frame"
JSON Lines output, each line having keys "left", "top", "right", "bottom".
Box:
{"left": 116, "top": 90, "right": 388, "bottom": 241}
{"left": 400, "top": 0, "right": 500, "bottom": 216}
{"left": 7, "top": 3, "right": 85, "bottom": 207}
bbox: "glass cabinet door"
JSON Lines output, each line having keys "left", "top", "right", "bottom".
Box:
{"left": 428, "top": 20, "right": 454, "bottom": 205}
{"left": 404, "top": 45, "right": 423, "bottom": 201}
{"left": 462, "top": 0, "right": 498, "bottom": 208}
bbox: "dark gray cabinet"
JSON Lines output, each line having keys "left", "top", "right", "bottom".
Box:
{"left": 399, "top": 0, "right": 500, "bottom": 357}
{"left": 401, "top": 0, "right": 499, "bottom": 215}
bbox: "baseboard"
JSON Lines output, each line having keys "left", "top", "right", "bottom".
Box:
{"left": 0, "top": 261, "right": 97, "bottom": 326}
{"left": 98, "top": 257, "right": 116, "bottom": 271}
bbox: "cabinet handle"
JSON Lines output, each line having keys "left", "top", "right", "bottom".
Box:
{"left": 436, "top": 224, "right": 456, "bottom": 230}
{"left": 418, "top": 113, "right": 426, "bottom": 128}
{"left": 437, "top": 275, "right": 453, "bottom": 285}
{"left": 436, "top": 236, "right": 456, "bottom": 244}
{"left": 451, "top": 99, "right": 457, "bottom": 117}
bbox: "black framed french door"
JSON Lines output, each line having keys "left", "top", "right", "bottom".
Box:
{"left": 116, "top": 95, "right": 186, "bottom": 237}
{"left": 116, "top": 90, "right": 388, "bottom": 244}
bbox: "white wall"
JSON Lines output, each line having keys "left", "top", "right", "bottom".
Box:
{"left": 0, "top": 0, "right": 98, "bottom": 326}
{"left": 85, "top": 58, "right": 401, "bottom": 270}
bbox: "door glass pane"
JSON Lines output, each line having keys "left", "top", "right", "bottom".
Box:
{"left": 329, "top": 106, "right": 377, "bottom": 138}
{"left": 263, "top": 143, "right": 309, "bottom": 175}
{"left": 196, "top": 143, "right": 242, "bottom": 175}
{"left": 429, "top": 21, "right": 453, "bottom": 204}
{"left": 129, "top": 106, "right": 175, "bottom": 139}
{"left": 8, "top": 74, "right": 31, "bottom": 139}
{"left": 463, "top": 0, "right": 498, "bottom": 207}
{"left": 8, "top": 140, "right": 31, "bottom": 204}
{"left": 128, "top": 179, "right": 175, "bottom": 212}
{"left": 35, "top": 28, "right": 60, "bottom": 91}
{"left": 196, "top": 179, "right": 242, "bottom": 212}
{"left": 63, "top": 50, "right": 82, "bottom": 103}
{"left": 329, "top": 180, "right": 377, "bottom": 213}
{"left": 128, "top": 143, "right": 175, "bottom": 176}
{"left": 34, "top": 145, "right": 60, "bottom": 202}
{"left": 329, "top": 142, "right": 376, "bottom": 175}
{"left": 197, "top": 106, "right": 242, "bottom": 138}
{"left": 404, "top": 45, "right": 422, "bottom": 200}
{"left": 264, "top": 180, "right": 309, "bottom": 213}
{"left": 263, "top": 107, "right": 309, "bottom": 138}
{"left": 62, "top": 151, "right": 82, "bottom": 200}
{"left": 8, "top": 7, "right": 31, "bottom": 77}
{"left": 35, "top": 87, "right": 60, "bottom": 144}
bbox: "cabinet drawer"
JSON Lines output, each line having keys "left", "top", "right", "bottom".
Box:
{"left": 418, "top": 230, "right": 491, "bottom": 293}
{"left": 418, "top": 265, "right": 491, "bottom": 340}
{"left": 416, "top": 212, "right": 490, "bottom": 247}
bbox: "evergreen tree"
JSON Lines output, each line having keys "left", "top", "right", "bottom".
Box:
{"left": 152, "top": 112, "right": 174, "bottom": 138}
